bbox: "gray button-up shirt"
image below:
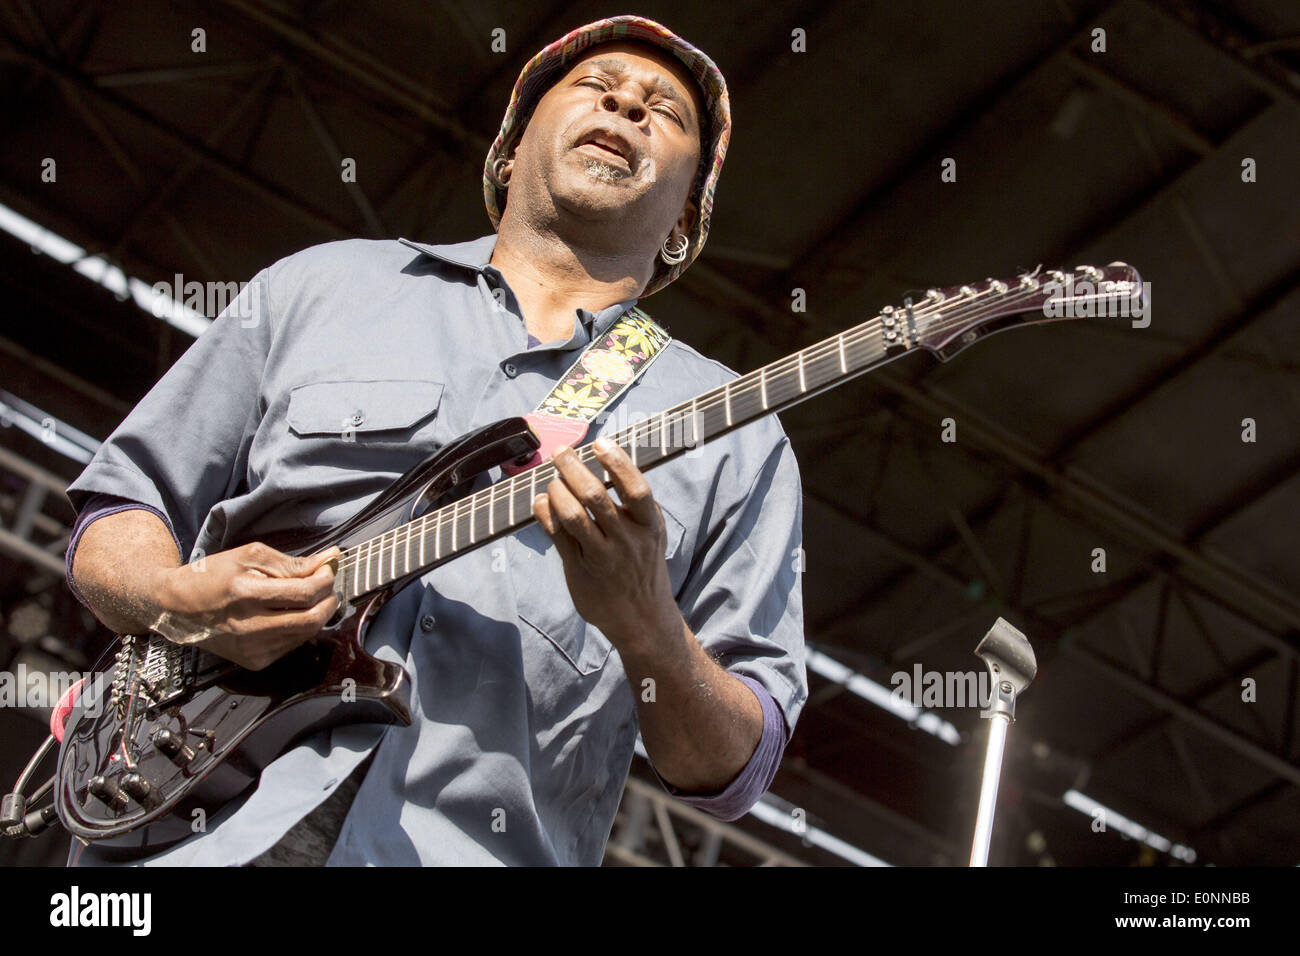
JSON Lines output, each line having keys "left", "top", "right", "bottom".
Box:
{"left": 65, "top": 235, "right": 807, "bottom": 866}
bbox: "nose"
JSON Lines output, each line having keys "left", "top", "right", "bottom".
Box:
{"left": 598, "top": 88, "right": 647, "bottom": 127}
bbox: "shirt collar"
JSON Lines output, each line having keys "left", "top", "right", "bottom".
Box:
{"left": 397, "top": 235, "right": 640, "bottom": 341}
{"left": 398, "top": 235, "right": 497, "bottom": 271}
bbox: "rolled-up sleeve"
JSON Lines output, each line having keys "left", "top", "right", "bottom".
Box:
{"left": 650, "top": 426, "right": 807, "bottom": 815}
{"left": 64, "top": 272, "right": 272, "bottom": 563}
{"left": 65, "top": 493, "right": 181, "bottom": 608}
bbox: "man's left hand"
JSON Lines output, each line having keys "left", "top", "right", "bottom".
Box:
{"left": 531, "top": 437, "right": 682, "bottom": 653}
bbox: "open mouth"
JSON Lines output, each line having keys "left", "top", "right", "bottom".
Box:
{"left": 575, "top": 130, "right": 634, "bottom": 170}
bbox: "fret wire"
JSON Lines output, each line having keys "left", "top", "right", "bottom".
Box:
{"left": 659, "top": 410, "right": 667, "bottom": 456}
{"left": 419, "top": 516, "right": 425, "bottom": 567}
{"left": 797, "top": 349, "right": 806, "bottom": 391}
{"left": 760, "top": 366, "right": 768, "bottom": 408}
{"left": 725, "top": 383, "right": 732, "bottom": 426}
{"left": 451, "top": 497, "right": 459, "bottom": 553}
{"left": 435, "top": 508, "right": 442, "bottom": 560}
{"left": 389, "top": 528, "right": 396, "bottom": 581}
{"left": 837, "top": 333, "right": 847, "bottom": 373}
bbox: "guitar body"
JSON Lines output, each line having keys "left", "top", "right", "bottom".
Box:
{"left": 54, "top": 417, "right": 541, "bottom": 860}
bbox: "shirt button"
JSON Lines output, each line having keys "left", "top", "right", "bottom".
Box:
{"left": 350, "top": 410, "right": 365, "bottom": 427}
{"left": 502, "top": 362, "right": 518, "bottom": 378}
{"left": 419, "top": 615, "right": 436, "bottom": 633}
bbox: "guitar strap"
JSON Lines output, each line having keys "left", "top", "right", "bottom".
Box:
{"left": 502, "top": 307, "right": 672, "bottom": 475}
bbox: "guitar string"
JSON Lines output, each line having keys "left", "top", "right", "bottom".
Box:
{"left": 336, "top": 280, "right": 1045, "bottom": 584}
{"left": 336, "top": 272, "right": 1126, "bottom": 584}
{"left": 336, "top": 280, "right": 1045, "bottom": 583}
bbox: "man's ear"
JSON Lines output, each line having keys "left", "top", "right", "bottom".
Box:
{"left": 497, "top": 148, "right": 516, "bottom": 187}
{"left": 673, "top": 199, "right": 698, "bottom": 242}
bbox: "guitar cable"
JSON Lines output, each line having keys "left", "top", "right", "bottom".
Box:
{"left": 1, "top": 732, "right": 59, "bottom": 839}
{"left": 2, "top": 676, "right": 84, "bottom": 840}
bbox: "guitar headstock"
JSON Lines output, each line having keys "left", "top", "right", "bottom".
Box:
{"left": 881, "top": 263, "right": 1146, "bottom": 362}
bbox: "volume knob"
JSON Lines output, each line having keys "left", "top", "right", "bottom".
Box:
{"left": 119, "top": 772, "right": 154, "bottom": 806}
{"left": 88, "top": 775, "right": 125, "bottom": 809}
{"left": 152, "top": 728, "right": 195, "bottom": 767}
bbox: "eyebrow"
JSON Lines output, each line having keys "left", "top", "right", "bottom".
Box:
{"left": 585, "top": 57, "right": 698, "bottom": 126}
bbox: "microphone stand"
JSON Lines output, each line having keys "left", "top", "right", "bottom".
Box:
{"left": 969, "top": 617, "right": 1037, "bottom": 867}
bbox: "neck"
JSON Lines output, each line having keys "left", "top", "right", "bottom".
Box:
{"left": 489, "top": 214, "right": 648, "bottom": 340}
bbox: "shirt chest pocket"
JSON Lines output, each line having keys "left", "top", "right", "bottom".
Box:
{"left": 507, "top": 501, "right": 688, "bottom": 676}
{"left": 285, "top": 379, "right": 446, "bottom": 443}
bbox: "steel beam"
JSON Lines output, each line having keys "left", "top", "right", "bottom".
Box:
{"left": 761, "top": 0, "right": 1122, "bottom": 313}
{"left": 1067, "top": 644, "right": 1300, "bottom": 788}
{"left": 0, "top": 37, "right": 358, "bottom": 240}
{"left": 211, "top": 0, "right": 488, "bottom": 152}
{"left": 872, "top": 369, "right": 1300, "bottom": 647}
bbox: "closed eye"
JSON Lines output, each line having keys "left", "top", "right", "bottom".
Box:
{"left": 652, "top": 104, "right": 684, "bottom": 127}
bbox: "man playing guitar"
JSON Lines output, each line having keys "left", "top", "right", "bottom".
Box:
{"left": 64, "top": 16, "right": 806, "bottom": 866}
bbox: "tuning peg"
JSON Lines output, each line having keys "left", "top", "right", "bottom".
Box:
{"left": 1076, "top": 265, "right": 1103, "bottom": 281}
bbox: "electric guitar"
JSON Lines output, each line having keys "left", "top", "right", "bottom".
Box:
{"left": 52, "top": 263, "right": 1144, "bottom": 858}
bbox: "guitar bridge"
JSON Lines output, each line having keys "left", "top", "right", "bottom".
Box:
{"left": 110, "top": 634, "right": 199, "bottom": 719}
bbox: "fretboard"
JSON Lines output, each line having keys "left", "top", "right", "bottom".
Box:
{"left": 336, "top": 316, "right": 896, "bottom": 600}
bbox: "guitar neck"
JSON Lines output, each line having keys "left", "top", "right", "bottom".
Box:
{"left": 332, "top": 260, "right": 1145, "bottom": 603}
{"left": 335, "top": 313, "right": 898, "bottom": 601}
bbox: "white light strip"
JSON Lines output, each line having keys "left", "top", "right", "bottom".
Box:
{"left": 806, "top": 646, "right": 962, "bottom": 745}
{"left": 0, "top": 390, "right": 100, "bottom": 465}
{"left": 632, "top": 737, "right": 890, "bottom": 866}
{"left": 0, "top": 201, "right": 211, "bottom": 337}
{"left": 747, "top": 798, "right": 892, "bottom": 867}
{"left": 1063, "top": 789, "right": 1197, "bottom": 862}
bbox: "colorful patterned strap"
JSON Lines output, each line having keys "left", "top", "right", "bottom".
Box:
{"left": 502, "top": 307, "right": 672, "bottom": 475}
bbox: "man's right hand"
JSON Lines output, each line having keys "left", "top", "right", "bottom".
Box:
{"left": 151, "top": 542, "right": 342, "bottom": 671}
